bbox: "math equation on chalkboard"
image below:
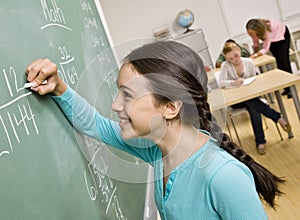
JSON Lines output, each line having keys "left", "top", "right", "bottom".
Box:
{"left": 0, "top": 66, "right": 39, "bottom": 158}
{"left": 83, "top": 137, "right": 128, "bottom": 220}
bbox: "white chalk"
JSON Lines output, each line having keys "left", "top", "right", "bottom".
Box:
{"left": 23, "top": 80, "right": 48, "bottom": 89}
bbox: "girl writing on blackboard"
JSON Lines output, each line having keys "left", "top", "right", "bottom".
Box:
{"left": 26, "top": 41, "right": 284, "bottom": 220}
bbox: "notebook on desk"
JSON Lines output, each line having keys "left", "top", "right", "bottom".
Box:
{"left": 225, "top": 76, "right": 256, "bottom": 89}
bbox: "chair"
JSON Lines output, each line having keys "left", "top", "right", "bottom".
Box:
{"left": 214, "top": 71, "right": 283, "bottom": 148}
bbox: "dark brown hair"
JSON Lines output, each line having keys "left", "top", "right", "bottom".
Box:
{"left": 124, "top": 40, "right": 284, "bottom": 208}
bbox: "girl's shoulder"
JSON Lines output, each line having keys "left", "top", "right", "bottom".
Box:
{"left": 242, "top": 57, "right": 255, "bottom": 66}
{"left": 220, "top": 60, "right": 231, "bottom": 68}
{"left": 241, "top": 57, "right": 253, "bottom": 62}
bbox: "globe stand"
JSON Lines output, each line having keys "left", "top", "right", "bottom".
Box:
{"left": 184, "top": 28, "right": 194, "bottom": 34}
{"left": 176, "top": 9, "right": 195, "bottom": 34}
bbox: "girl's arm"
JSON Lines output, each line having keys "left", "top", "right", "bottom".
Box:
{"left": 26, "top": 59, "right": 157, "bottom": 163}
{"left": 53, "top": 85, "right": 157, "bottom": 163}
{"left": 219, "top": 63, "right": 243, "bottom": 88}
{"left": 260, "top": 36, "right": 271, "bottom": 55}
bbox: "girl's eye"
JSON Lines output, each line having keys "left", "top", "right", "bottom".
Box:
{"left": 123, "top": 90, "right": 132, "bottom": 99}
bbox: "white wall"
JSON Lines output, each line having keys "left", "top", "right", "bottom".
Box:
{"left": 98, "top": 0, "right": 300, "bottom": 65}
{"left": 97, "top": 0, "right": 229, "bottom": 63}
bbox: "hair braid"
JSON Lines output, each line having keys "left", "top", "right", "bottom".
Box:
{"left": 198, "top": 98, "right": 285, "bottom": 208}
{"left": 125, "top": 40, "right": 285, "bottom": 208}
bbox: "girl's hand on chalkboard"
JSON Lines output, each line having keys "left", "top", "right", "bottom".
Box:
{"left": 26, "top": 59, "right": 67, "bottom": 96}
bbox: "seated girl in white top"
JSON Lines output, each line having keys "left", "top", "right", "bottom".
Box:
{"left": 219, "top": 42, "right": 291, "bottom": 154}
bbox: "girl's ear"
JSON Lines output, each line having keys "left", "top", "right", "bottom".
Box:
{"left": 163, "top": 101, "right": 183, "bottom": 120}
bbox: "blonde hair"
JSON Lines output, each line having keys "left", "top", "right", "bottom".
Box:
{"left": 246, "top": 19, "right": 271, "bottom": 40}
{"left": 222, "top": 42, "right": 240, "bottom": 56}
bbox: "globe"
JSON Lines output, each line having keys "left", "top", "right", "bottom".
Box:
{"left": 176, "top": 9, "right": 194, "bottom": 33}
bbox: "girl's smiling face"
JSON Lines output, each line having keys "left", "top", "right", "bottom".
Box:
{"left": 111, "top": 63, "right": 166, "bottom": 140}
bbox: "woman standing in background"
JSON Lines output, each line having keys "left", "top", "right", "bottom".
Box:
{"left": 246, "top": 18, "right": 293, "bottom": 98}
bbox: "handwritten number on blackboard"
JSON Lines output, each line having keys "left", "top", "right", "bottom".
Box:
{"left": 0, "top": 101, "right": 39, "bottom": 158}
{"left": 59, "top": 46, "right": 71, "bottom": 60}
{"left": 83, "top": 147, "right": 127, "bottom": 219}
{"left": 58, "top": 46, "right": 79, "bottom": 85}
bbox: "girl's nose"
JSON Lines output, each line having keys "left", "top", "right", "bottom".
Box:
{"left": 111, "top": 91, "right": 123, "bottom": 112}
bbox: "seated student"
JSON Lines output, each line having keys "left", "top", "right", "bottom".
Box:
{"left": 219, "top": 41, "right": 291, "bottom": 155}
{"left": 215, "top": 39, "right": 250, "bottom": 68}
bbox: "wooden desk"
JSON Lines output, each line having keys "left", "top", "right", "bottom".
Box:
{"left": 208, "top": 69, "right": 300, "bottom": 138}
{"left": 253, "top": 54, "right": 277, "bottom": 72}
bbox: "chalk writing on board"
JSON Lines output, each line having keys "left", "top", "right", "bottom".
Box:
{"left": 0, "top": 101, "right": 38, "bottom": 158}
{"left": 92, "top": 35, "right": 112, "bottom": 66}
{"left": 83, "top": 137, "right": 127, "bottom": 220}
{"left": 3, "top": 67, "right": 28, "bottom": 96}
{"left": 1, "top": 66, "right": 32, "bottom": 111}
{"left": 57, "top": 46, "right": 79, "bottom": 85}
{"left": 80, "top": 0, "right": 98, "bottom": 29}
{"left": 40, "top": 0, "right": 72, "bottom": 31}
{"left": 0, "top": 66, "right": 39, "bottom": 158}
{"left": 90, "top": 35, "right": 105, "bottom": 48}
{"left": 81, "top": 0, "right": 113, "bottom": 67}
{"left": 97, "top": 52, "right": 113, "bottom": 67}
{"left": 80, "top": 0, "right": 94, "bottom": 15}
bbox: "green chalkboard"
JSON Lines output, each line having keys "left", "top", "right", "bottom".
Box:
{"left": 0, "top": 1, "right": 149, "bottom": 219}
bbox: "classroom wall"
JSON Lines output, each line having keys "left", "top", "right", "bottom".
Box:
{"left": 98, "top": 0, "right": 300, "bottom": 65}
{"left": 97, "top": 0, "right": 228, "bottom": 63}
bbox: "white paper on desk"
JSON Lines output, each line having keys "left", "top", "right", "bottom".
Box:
{"left": 225, "top": 76, "right": 256, "bottom": 89}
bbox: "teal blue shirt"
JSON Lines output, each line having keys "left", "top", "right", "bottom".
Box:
{"left": 52, "top": 86, "right": 268, "bottom": 220}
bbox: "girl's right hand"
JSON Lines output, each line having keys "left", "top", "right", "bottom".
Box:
{"left": 231, "top": 78, "right": 244, "bottom": 86}
{"left": 25, "top": 59, "right": 67, "bottom": 96}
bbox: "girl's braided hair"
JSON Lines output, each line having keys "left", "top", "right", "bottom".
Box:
{"left": 124, "top": 40, "right": 284, "bottom": 208}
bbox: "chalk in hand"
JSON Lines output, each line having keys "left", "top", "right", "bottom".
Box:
{"left": 23, "top": 80, "right": 48, "bottom": 89}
